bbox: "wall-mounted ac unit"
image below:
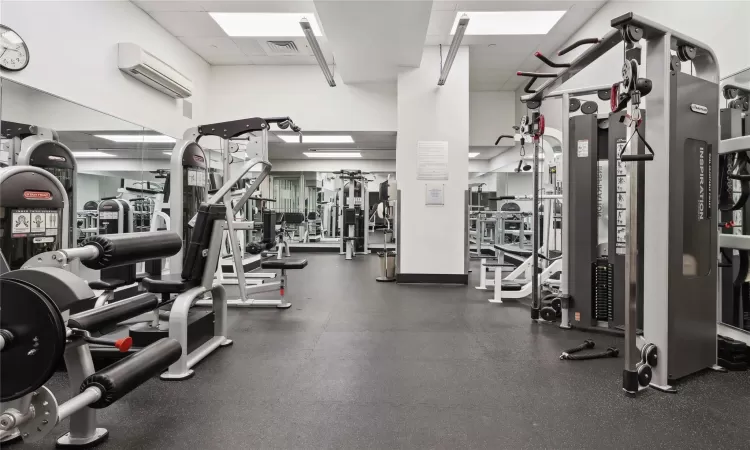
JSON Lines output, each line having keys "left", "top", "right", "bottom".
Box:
{"left": 118, "top": 43, "right": 193, "bottom": 99}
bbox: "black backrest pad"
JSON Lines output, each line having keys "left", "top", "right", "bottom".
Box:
{"left": 181, "top": 203, "right": 226, "bottom": 281}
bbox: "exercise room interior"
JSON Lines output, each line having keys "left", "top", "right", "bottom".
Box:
{"left": 1, "top": 0, "right": 750, "bottom": 448}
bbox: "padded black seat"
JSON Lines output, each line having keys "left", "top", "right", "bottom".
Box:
{"left": 89, "top": 278, "right": 128, "bottom": 290}
{"left": 494, "top": 244, "right": 532, "bottom": 258}
{"left": 261, "top": 258, "right": 308, "bottom": 270}
{"left": 141, "top": 273, "right": 200, "bottom": 294}
{"left": 142, "top": 203, "right": 226, "bottom": 296}
{"left": 500, "top": 281, "right": 524, "bottom": 291}
{"left": 483, "top": 262, "right": 514, "bottom": 268}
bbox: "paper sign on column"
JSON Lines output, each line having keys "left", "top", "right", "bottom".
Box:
{"left": 417, "top": 141, "right": 449, "bottom": 180}
{"left": 425, "top": 184, "right": 445, "bottom": 206}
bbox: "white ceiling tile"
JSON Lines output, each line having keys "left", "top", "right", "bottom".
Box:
{"left": 454, "top": 1, "right": 577, "bottom": 12}
{"left": 426, "top": 11, "right": 457, "bottom": 35}
{"left": 249, "top": 55, "right": 318, "bottom": 65}
{"left": 199, "top": 0, "right": 316, "bottom": 13}
{"left": 149, "top": 11, "right": 227, "bottom": 37}
{"left": 204, "top": 53, "right": 255, "bottom": 65}
{"left": 133, "top": 1, "right": 205, "bottom": 12}
{"left": 232, "top": 38, "right": 269, "bottom": 56}
{"left": 178, "top": 36, "right": 246, "bottom": 57}
{"left": 432, "top": 1, "right": 457, "bottom": 11}
{"left": 424, "top": 35, "right": 450, "bottom": 45}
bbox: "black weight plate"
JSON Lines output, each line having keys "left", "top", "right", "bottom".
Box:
{"left": 581, "top": 101, "right": 598, "bottom": 115}
{"left": 540, "top": 307, "right": 557, "bottom": 322}
{"left": 0, "top": 278, "right": 66, "bottom": 402}
{"left": 637, "top": 364, "right": 652, "bottom": 387}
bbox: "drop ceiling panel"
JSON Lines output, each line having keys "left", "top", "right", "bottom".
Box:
{"left": 453, "top": 1, "right": 577, "bottom": 12}
{"left": 197, "top": 0, "right": 316, "bottom": 13}
{"left": 426, "top": 10, "right": 457, "bottom": 35}
{"left": 149, "top": 11, "right": 226, "bottom": 37}
{"left": 249, "top": 55, "right": 319, "bottom": 65}
{"left": 178, "top": 36, "right": 248, "bottom": 61}
{"left": 134, "top": 1, "right": 206, "bottom": 12}
{"left": 432, "top": 1, "right": 458, "bottom": 11}
{"left": 232, "top": 38, "right": 271, "bottom": 56}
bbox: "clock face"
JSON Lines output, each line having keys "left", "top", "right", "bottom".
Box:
{"left": 0, "top": 26, "right": 29, "bottom": 72}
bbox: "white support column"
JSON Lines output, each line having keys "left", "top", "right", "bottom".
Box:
{"left": 395, "top": 46, "right": 469, "bottom": 281}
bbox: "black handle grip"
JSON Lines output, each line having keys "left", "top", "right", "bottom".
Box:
{"left": 517, "top": 71, "right": 557, "bottom": 78}
{"left": 489, "top": 196, "right": 515, "bottom": 201}
{"left": 495, "top": 135, "right": 514, "bottom": 145}
{"left": 79, "top": 338, "right": 182, "bottom": 408}
{"left": 68, "top": 293, "right": 158, "bottom": 332}
{"left": 534, "top": 52, "right": 570, "bottom": 68}
{"left": 523, "top": 77, "right": 538, "bottom": 94}
{"left": 558, "top": 38, "right": 601, "bottom": 56}
{"left": 728, "top": 173, "right": 750, "bottom": 181}
{"left": 620, "top": 154, "right": 654, "bottom": 162}
{"left": 81, "top": 231, "right": 182, "bottom": 270}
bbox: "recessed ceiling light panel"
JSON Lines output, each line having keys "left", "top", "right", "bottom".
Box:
{"left": 279, "top": 135, "right": 354, "bottom": 144}
{"left": 469, "top": 152, "right": 480, "bottom": 158}
{"left": 210, "top": 13, "right": 322, "bottom": 37}
{"left": 72, "top": 151, "right": 116, "bottom": 158}
{"left": 304, "top": 152, "right": 361, "bottom": 158}
{"left": 94, "top": 134, "right": 176, "bottom": 143}
{"left": 451, "top": 11, "right": 566, "bottom": 35}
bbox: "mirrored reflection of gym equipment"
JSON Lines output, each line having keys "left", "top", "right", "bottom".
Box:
{"left": 335, "top": 170, "right": 370, "bottom": 259}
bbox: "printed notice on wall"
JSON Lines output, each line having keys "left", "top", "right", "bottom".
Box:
{"left": 417, "top": 141, "right": 449, "bottom": 180}
{"left": 425, "top": 184, "right": 445, "bottom": 206}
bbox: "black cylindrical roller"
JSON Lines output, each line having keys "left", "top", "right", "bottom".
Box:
{"left": 81, "top": 231, "right": 182, "bottom": 270}
{"left": 68, "top": 293, "right": 159, "bottom": 333}
{"left": 79, "top": 338, "right": 182, "bottom": 408}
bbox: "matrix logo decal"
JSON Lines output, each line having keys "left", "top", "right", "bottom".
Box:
{"left": 193, "top": 155, "right": 205, "bottom": 164}
{"left": 690, "top": 104, "right": 708, "bottom": 115}
{"left": 48, "top": 155, "right": 66, "bottom": 162}
{"left": 23, "top": 191, "right": 52, "bottom": 200}
{"left": 698, "top": 146, "right": 705, "bottom": 220}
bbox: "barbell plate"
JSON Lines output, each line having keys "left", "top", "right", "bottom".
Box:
{"left": 0, "top": 279, "right": 66, "bottom": 403}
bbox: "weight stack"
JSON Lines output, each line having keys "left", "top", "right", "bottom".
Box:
{"left": 593, "top": 257, "right": 613, "bottom": 322}
{"left": 718, "top": 335, "right": 749, "bottom": 371}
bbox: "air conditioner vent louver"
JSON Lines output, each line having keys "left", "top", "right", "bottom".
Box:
{"left": 266, "top": 41, "right": 299, "bottom": 54}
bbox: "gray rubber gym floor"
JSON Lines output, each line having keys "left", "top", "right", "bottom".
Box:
{"left": 23, "top": 254, "right": 750, "bottom": 449}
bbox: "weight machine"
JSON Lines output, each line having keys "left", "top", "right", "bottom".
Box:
{"left": 167, "top": 117, "right": 308, "bottom": 310}
{"left": 520, "top": 12, "right": 721, "bottom": 395}
{"left": 336, "top": 170, "right": 370, "bottom": 259}
{"left": 1, "top": 121, "right": 77, "bottom": 249}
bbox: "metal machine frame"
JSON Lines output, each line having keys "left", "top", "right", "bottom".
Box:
{"left": 336, "top": 170, "right": 370, "bottom": 259}
{"left": 170, "top": 117, "right": 302, "bottom": 309}
{"left": 523, "top": 12, "right": 720, "bottom": 394}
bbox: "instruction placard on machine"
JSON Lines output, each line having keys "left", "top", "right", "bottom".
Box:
{"left": 12, "top": 209, "right": 58, "bottom": 237}
{"left": 577, "top": 139, "right": 589, "bottom": 158}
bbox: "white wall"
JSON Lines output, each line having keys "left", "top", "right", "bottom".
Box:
{"left": 506, "top": 173, "right": 534, "bottom": 212}
{"left": 469, "top": 172, "right": 499, "bottom": 193}
{"left": 2, "top": 80, "right": 142, "bottom": 131}
{"left": 76, "top": 173, "right": 102, "bottom": 208}
{"left": 396, "top": 46, "right": 469, "bottom": 276}
{"left": 469, "top": 91, "right": 516, "bottom": 146}
{"left": 1, "top": 0, "right": 210, "bottom": 137}
{"left": 207, "top": 66, "right": 397, "bottom": 132}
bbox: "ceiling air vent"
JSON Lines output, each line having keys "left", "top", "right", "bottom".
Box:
{"left": 265, "top": 40, "right": 300, "bottom": 55}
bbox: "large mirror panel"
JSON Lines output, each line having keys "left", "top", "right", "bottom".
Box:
{"left": 0, "top": 79, "right": 172, "bottom": 278}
